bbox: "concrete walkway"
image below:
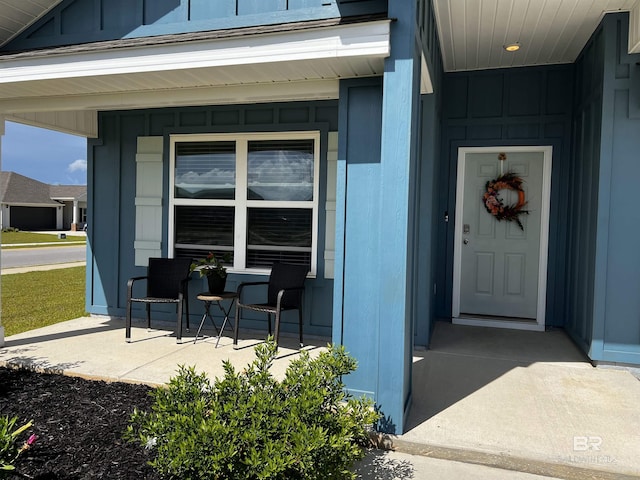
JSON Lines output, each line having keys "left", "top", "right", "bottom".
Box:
{"left": 396, "top": 323, "right": 640, "bottom": 480}
{"left": 0, "top": 318, "right": 637, "bottom": 480}
{"left": 1, "top": 261, "right": 85, "bottom": 275}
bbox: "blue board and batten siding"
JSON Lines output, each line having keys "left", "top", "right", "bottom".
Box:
{"left": 435, "top": 12, "right": 640, "bottom": 366}
{"left": 335, "top": 78, "right": 383, "bottom": 400}
{"left": 87, "top": 101, "right": 339, "bottom": 338}
{"left": 334, "top": 0, "right": 431, "bottom": 433}
{"left": 567, "top": 23, "right": 604, "bottom": 356}
{"left": 1, "top": 0, "right": 387, "bottom": 52}
{"left": 437, "top": 65, "right": 575, "bottom": 329}
{"left": 578, "top": 14, "right": 640, "bottom": 365}
{"left": 415, "top": 0, "right": 443, "bottom": 348}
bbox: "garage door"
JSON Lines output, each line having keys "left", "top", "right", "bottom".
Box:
{"left": 11, "top": 206, "right": 56, "bottom": 230}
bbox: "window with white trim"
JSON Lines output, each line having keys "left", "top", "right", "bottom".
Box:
{"left": 169, "top": 132, "right": 319, "bottom": 275}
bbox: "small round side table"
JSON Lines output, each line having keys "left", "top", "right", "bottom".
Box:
{"left": 194, "top": 291, "right": 238, "bottom": 348}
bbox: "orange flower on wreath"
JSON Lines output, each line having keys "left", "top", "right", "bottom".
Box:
{"left": 482, "top": 172, "right": 528, "bottom": 230}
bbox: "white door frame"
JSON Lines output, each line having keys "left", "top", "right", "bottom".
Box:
{"left": 452, "top": 146, "right": 553, "bottom": 331}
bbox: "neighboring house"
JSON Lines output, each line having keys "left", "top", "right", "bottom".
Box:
{"left": 0, "top": 0, "right": 639, "bottom": 433}
{"left": 50, "top": 184, "right": 88, "bottom": 231}
{"left": 0, "top": 171, "right": 86, "bottom": 231}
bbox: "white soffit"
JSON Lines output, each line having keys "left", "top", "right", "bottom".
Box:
{"left": 420, "top": 52, "right": 433, "bottom": 94}
{"left": 7, "top": 111, "right": 97, "bottom": 138}
{"left": 434, "top": 0, "right": 638, "bottom": 72}
{"left": 0, "top": 20, "right": 390, "bottom": 114}
{"left": 629, "top": 1, "right": 640, "bottom": 51}
{"left": 0, "top": 0, "right": 61, "bottom": 46}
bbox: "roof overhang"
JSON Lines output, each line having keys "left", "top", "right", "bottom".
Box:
{"left": 2, "top": 201, "right": 62, "bottom": 207}
{"left": 0, "top": 19, "right": 391, "bottom": 137}
{"left": 433, "top": 0, "right": 640, "bottom": 73}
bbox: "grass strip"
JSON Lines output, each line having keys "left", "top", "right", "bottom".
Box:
{"left": 1, "top": 231, "right": 86, "bottom": 245}
{"left": 1, "top": 267, "right": 86, "bottom": 336}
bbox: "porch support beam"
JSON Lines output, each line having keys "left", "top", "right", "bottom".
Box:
{"left": 375, "top": 0, "right": 421, "bottom": 434}
{"left": 72, "top": 200, "right": 79, "bottom": 227}
{"left": 334, "top": 0, "right": 420, "bottom": 435}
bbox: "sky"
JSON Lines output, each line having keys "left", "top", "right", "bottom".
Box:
{"left": 1, "top": 121, "right": 87, "bottom": 186}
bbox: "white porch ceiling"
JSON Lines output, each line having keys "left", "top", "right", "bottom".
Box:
{"left": 433, "top": 0, "right": 639, "bottom": 72}
{"left": 0, "top": 0, "right": 62, "bottom": 46}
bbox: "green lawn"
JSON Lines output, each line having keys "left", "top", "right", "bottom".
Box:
{"left": 1, "top": 231, "right": 86, "bottom": 247}
{"left": 1, "top": 267, "right": 86, "bottom": 336}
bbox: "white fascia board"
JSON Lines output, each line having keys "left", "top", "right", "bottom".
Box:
{"left": 0, "top": 20, "right": 391, "bottom": 84}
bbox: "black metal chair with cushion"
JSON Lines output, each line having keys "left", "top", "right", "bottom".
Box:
{"left": 125, "top": 257, "right": 192, "bottom": 343}
{"left": 234, "top": 263, "right": 309, "bottom": 348}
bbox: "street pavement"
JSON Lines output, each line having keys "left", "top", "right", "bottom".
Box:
{"left": 1, "top": 231, "right": 86, "bottom": 273}
{"left": 1, "top": 245, "right": 86, "bottom": 269}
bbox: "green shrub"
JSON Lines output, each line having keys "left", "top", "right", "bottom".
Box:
{"left": 0, "top": 416, "right": 35, "bottom": 477}
{"left": 126, "top": 340, "right": 379, "bottom": 480}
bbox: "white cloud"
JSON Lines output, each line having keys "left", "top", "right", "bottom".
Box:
{"left": 68, "top": 159, "right": 87, "bottom": 173}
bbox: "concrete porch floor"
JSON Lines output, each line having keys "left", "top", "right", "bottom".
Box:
{"left": 397, "top": 321, "right": 640, "bottom": 479}
{"left": 0, "top": 317, "right": 638, "bottom": 479}
{"left": 0, "top": 316, "right": 328, "bottom": 385}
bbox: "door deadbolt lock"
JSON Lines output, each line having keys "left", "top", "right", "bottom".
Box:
{"left": 463, "top": 224, "right": 470, "bottom": 234}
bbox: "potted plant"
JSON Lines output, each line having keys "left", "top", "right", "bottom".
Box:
{"left": 189, "top": 252, "right": 230, "bottom": 294}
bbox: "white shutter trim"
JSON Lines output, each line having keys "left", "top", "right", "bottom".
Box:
{"left": 134, "top": 137, "right": 164, "bottom": 266}
{"left": 324, "top": 132, "right": 338, "bottom": 279}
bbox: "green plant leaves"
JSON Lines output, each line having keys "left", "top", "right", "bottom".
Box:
{"left": 127, "top": 340, "right": 379, "bottom": 480}
{"left": 0, "top": 416, "right": 33, "bottom": 478}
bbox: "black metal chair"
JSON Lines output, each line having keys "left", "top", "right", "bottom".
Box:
{"left": 125, "top": 257, "right": 192, "bottom": 343}
{"left": 234, "top": 263, "right": 309, "bottom": 348}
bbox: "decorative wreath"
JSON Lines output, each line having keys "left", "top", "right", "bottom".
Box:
{"left": 482, "top": 171, "right": 528, "bottom": 230}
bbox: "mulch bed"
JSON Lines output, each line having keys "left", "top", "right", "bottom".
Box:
{"left": 0, "top": 367, "right": 162, "bottom": 479}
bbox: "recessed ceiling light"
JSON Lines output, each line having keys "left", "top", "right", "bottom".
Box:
{"left": 504, "top": 43, "right": 521, "bottom": 52}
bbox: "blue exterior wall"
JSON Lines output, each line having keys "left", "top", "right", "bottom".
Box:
{"left": 334, "top": 77, "right": 383, "bottom": 398}
{"left": 2, "top": 0, "right": 387, "bottom": 52}
{"left": 86, "top": 101, "right": 338, "bottom": 338}
{"left": 413, "top": 92, "right": 442, "bottom": 348}
{"left": 436, "top": 65, "right": 575, "bottom": 328}
{"left": 414, "top": 0, "right": 443, "bottom": 348}
{"left": 566, "top": 21, "right": 604, "bottom": 356}
{"left": 574, "top": 13, "right": 640, "bottom": 365}
{"left": 334, "top": 0, "right": 421, "bottom": 434}
{"left": 433, "top": 12, "right": 640, "bottom": 367}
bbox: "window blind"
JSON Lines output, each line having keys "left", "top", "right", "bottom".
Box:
{"left": 175, "top": 141, "right": 236, "bottom": 199}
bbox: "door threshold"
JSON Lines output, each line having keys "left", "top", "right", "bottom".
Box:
{"left": 453, "top": 315, "right": 545, "bottom": 332}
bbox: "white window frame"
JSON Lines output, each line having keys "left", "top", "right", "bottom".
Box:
{"left": 169, "top": 131, "right": 320, "bottom": 276}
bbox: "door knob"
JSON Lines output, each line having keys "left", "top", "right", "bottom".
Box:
{"left": 463, "top": 238, "right": 469, "bottom": 245}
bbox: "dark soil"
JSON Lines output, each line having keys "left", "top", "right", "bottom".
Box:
{"left": 0, "top": 367, "right": 162, "bottom": 479}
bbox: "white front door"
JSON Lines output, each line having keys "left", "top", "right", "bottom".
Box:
{"left": 452, "top": 146, "right": 552, "bottom": 331}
